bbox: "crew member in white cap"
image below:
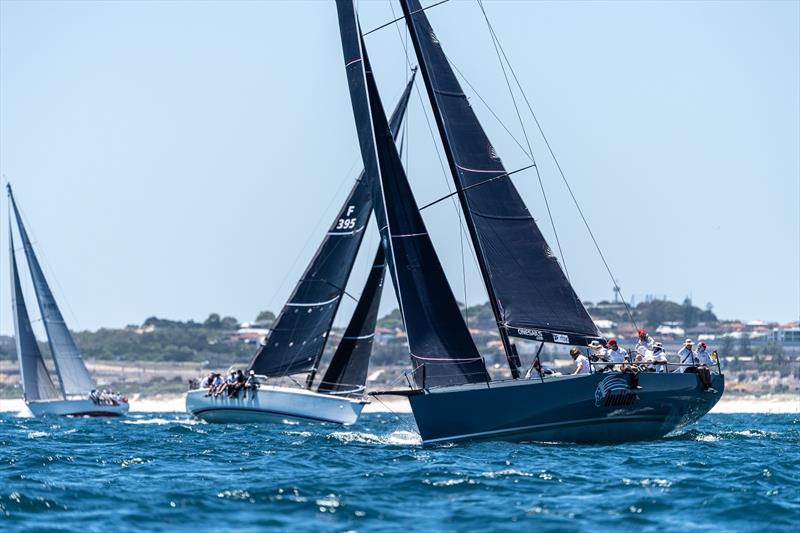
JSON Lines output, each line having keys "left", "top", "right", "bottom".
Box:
{"left": 676, "top": 339, "right": 697, "bottom": 373}
{"left": 588, "top": 340, "right": 611, "bottom": 372}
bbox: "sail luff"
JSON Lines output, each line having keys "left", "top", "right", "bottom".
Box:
{"left": 8, "top": 187, "right": 95, "bottom": 396}
{"left": 247, "top": 75, "right": 416, "bottom": 380}
{"left": 317, "top": 245, "right": 385, "bottom": 395}
{"left": 335, "top": 0, "right": 491, "bottom": 388}
{"left": 399, "top": 0, "right": 520, "bottom": 376}
{"left": 399, "top": 0, "right": 602, "bottom": 348}
{"left": 8, "top": 221, "right": 61, "bottom": 401}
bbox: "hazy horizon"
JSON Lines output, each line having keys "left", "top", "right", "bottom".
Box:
{"left": 1, "top": 0, "right": 798, "bottom": 334}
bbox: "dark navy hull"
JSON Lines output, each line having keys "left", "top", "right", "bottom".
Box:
{"left": 407, "top": 372, "right": 725, "bottom": 445}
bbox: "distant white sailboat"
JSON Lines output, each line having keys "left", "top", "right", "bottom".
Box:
{"left": 7, "top": 184, "right": 128, "bottom": 417}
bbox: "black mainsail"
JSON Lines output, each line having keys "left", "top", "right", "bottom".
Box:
{"left": 9, "top": 226, "right": 61, "bottom": 401}
{"left": 317, "top": 245, "right": 385, "bottom": 395}
{"left": 248, "top": 76, "right": 415, "bottom": 380}
{"left": 8, "top": 186, "right": 96, "bottom": 396}
{"left": 400, "top": 0, "right": 602, "bottom": 354}
{"left": 336, "top": 0, "right": 490, "bottom": 388}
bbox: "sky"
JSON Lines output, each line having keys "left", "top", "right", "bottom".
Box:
{"left": 0, "top": 0, "right": 798, "bottom": 335}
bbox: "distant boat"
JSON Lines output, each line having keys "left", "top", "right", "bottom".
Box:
{"left": 185, "top": 74, "right": 416, "bottom": 424}
{"left": 7, "top": 185, "right": 129, "bottom": 417}
{"left": 335, "top": 0, "right": 723, "bottom": 445}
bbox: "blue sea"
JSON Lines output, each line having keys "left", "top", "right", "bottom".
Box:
{"left": 0, "top": 412, "right": 797, "bottom": 532}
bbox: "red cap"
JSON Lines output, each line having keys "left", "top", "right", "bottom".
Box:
{"left": 699, "top": 341, "right": 707, "bottom": 348}
{"left": 637, "top": 329, "right": 647, "bottom": 337}
{"left": 608, "top": 339, "right": 618, "bottom": 346}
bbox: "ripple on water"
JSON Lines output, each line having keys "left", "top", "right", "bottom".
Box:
{"left": 0, "top": 412, "right": 797, "bottom": 531}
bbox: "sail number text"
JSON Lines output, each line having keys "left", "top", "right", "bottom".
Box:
{"left": 336, "top": 206, "right": 357, "bottom": 231}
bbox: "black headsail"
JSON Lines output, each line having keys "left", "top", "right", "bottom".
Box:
{"left": 335, "top": 0, "right": 490, "bottom": 388}
{"left": 248, "top": 75, "right": 415, "bottom": 380}
{"left": 317, "top": 245, "right": 385, "bottom": 395}
{"left": 8, "top": 223, "right": 61, "bottom": 401}
{"left": 8, "top": 186, "right": 96, "bottom": 396}
{"left": 400, "top": 0, "right": 602, "bottom": 359}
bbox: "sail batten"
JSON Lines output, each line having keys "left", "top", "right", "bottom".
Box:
{"left": 248, "top": 75, "right": 416, "bottom": 379}
{"left": 400, "top": 0, "right": 602, "bottom": 349}
{"left": 8, "top": 188, "right": 95, "bottom": 396}
{"left": 335, "top": 0, "right": 490, "bottom": 388}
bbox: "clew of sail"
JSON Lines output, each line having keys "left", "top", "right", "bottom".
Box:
{"left": 317, "top": 245, "right": 385, "bottom": 395}
{"left": 335, "top": 0, "right": 491, "bottom": 388}
{"left": 400, "top": 0, "right": 601, "bottom": 347}
{"left": 8, "top": 187, "right": 95, "bottom": 396}
{"left": 9, "top": 224, "right": 61, "bottom": 401}
{"left": 248, "top": 74, "right": 416, "bottom": 379}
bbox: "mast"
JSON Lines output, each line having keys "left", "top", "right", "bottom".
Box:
{"left": 304, "top": 72, "right": 416, "bottom": 389}
{"left": 399, "top": 0, "right": 519, "bottom": 377}
{"left": 335, "top": 0, "right": 490, "bottom": 387}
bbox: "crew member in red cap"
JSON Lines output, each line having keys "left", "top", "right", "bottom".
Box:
{"left": 635, "top": 329, "right": 655, "bottom": 358}
{"left": 606, "top": 338, "right": 627, "bottom": 370}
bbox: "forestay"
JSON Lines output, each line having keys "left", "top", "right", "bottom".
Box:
{"left": 248, "top": 76, "right": 415, "bottom": 378}
{"left": 9, "top": 228, "right": 61, "bottom": 401}
{"left": 335, "top": 0, "right": 491, "bottom": 388}
{"left": 400, "top": 0, "right": 601, "bottom": 347}
{"left": 317, "top": 245, "right": 385, "bottom": 395}
{"left": 9, "top": 188, "right": 95, "bottom": 396}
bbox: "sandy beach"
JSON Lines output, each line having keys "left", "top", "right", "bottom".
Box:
{"left": 0, "top": 394, "right": 796, "bottom": 416}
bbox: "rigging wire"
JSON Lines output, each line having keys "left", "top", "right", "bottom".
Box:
{"left": 364, "top": 0, "right": 450, "bottom": 37}
{"left": 475, "top": 0, "right": 639, "bottom": 330}
{"left": 476, "top": 0, "right": 571, "bottom": 280}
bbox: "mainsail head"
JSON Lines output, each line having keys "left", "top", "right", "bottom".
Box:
{"left": 8, "top": 185, "right": 95, "bottom": 396}
{"left": 400, "top": 0, "right": 601, "bottom": 347}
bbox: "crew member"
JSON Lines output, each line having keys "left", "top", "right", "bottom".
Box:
{"left": 588, "top": 340, "right": 611, "bottom": 372}
{"left": 606, "top": 339, "right": 627, "bottom": 369}
{"left": 570, "top": 347, "right": 590, "bottom": 375}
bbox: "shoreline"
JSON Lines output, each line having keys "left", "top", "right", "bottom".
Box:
{"left": 0, "top": 393, "right": 796, "bottom": 415}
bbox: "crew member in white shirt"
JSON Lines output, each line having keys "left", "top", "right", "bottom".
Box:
{"left": 692, "top": 341, "right": 716, "bottom": 391}
{"left": 651, "top": 342, "right": 668, "bottom": 373}
{"left": 570, "top": 348, "right": 590, "bottom": 375}
{"left": 606, "top": 339, "right": 627, "bottom": 369}
{"left": 588, "top": 340, "right": 611, "bottom": 372}
{"left": 635, "top": 329, "right": 655, "bottom": 354}
{"left": 676, "top": 339, "right": 697, "bottom": 373}
{"left": 695, "top": 341, "right": 714, "bottom": 367}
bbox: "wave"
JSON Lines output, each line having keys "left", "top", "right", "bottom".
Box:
{"left": 327, "top": 430, "right": 421, "bottom": 446}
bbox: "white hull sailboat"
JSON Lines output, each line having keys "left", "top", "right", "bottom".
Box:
{"left": 186, "top": 386, "right": 365, "bottom": 424}
{"left": 26, "top": 398, "right": 129, "bottom": 418}
{"left": 185, "top": 75, "right": 416, "bottom": 425}
{"left": 8, "top": 184, "right": 128, "bottom": 418}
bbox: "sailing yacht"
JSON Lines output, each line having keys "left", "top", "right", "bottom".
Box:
{"left": 7, "top": 185, "right": 129, "bottom": 417}
{"left": 335, "top": 0, "right": 724, "bottom": 445}
{"left": 184, "top": 75, "right": 415, "bottom": 424}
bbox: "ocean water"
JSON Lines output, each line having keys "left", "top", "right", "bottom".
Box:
{"left": 0, "top": 412, "right": 797, "bottom": 532}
